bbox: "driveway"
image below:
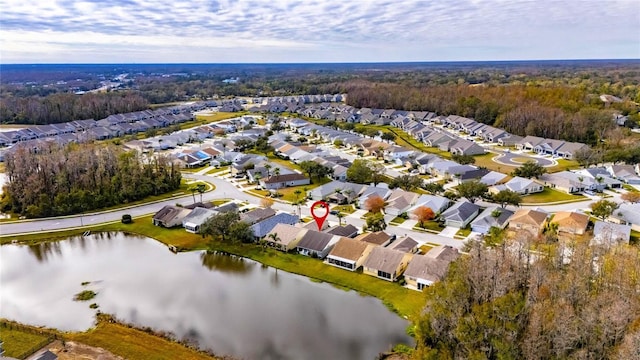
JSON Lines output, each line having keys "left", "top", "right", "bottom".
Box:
{"left": 439, "top": 226, "right": 460, "bottom": 238}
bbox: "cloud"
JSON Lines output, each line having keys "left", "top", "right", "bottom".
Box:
{"left": 0, "top": 0, "right": 638, "bottom": 63}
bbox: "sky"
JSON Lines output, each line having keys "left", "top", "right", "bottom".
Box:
{"left": 0, "top": 0, "right": 639, "bottom": 64}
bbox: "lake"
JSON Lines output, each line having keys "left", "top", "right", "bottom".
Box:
{"left": 0, "top": 233, "right": 413, "bottom": 360}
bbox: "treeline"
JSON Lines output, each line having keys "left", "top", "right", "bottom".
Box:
{"left": 413, "top": 238, "right": 640, "bottom": 359}
{"left": 1, "top": 143, "right": 181, "bottom": 217}
{"left": 343, "top": 81, "right": 633, "bottom": 144}
{"left": 0, "top": 91, "right": 149, "bottom": 125}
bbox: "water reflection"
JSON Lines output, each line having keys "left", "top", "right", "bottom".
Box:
{"left": 1, "top": 232, "right": 413, "bottom": 360}
{"left": 200, "top": 251, "right": 252, "bottom": 274}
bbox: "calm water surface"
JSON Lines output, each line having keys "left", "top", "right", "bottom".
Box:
{"left": 0, "top": 233, "right": 412, "bottom": 359}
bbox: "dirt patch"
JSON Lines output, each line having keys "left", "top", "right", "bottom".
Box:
{"left": 38, "top": 340, "right": 124, "bottom": 360}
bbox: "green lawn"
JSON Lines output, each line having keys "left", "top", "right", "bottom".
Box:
{"left": 631, "top": 230, "right": 640, "bottom": 245}
{"left": 418, "top": 245, "right": 434, "bottom": 255}
{"left": 414, "top": 220, "right": 445, "bottom": 232}
{"left": 623, "top": 184, "right": 639, "bottom": 192}
{"left": 456, "top": 227, "right": 472, "bottom": 238}
{"left": 390, "top": 216, "right": 407, "bottom": 225}
{"left": 205, "top": 167, "right": 229, "bottom": 175}
{"left": 193, "top": 111, "right": 247, "bottom": 124}
{"left": 521, "top": 187, "right": 586, "bottom": 204}
{"left": 331, "top": 204, "right": 356, "bottom": 214}
{"left": 0, "top": 327, "right": 52, "bottom": 359}
{"left": 276, "top": 178, "right": 331, "bottom": 202}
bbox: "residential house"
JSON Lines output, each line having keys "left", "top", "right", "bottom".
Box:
{"left": 251, "top": 213, "right": 299, "bottom": 239}
{"left": 508, "top": 209, "right": 548, "bottom": 235}
{"left": 490, "top": 176, "right": 544, "bottom": 195}
{"left": 607, "top": 165, "right": 640, "bottom": 185}
{"left": 357, "top": 186, "right": 393, "bottom": 208}
{"left": 260, "top": 173, "right": 310, "bottom": 190}
{"left": 385, "top": 189, "right": 419, "bottom": 216}
{"left": 326, "top": 224, "right": 359, "bottom": 238}
{"left": 497, "top": 134, "right": 524, "bottom": 147}
{"left": 538, "top": 172, "right": 588, "bottom": 194}
{"left": 449, "top": 139, "right": 486, "bottom": 156}
{"left": 152, "top": 205, "right": 191, "bottom": 228}
{"left": 591, "top": 221, "right": 631, "bottom": 246}
{"left": 240, "top": 207, "right": 276, "bottom": 225}
{"left": 458, "top": 168, "right": 490, "bottom": 183}
{"left": 479, "top": 171, "right": 509, "bottom": 186}
{"left": 404, "top": 245, "right": 460, "bottom": 290}
{"left": 362, "top": 247, "right": 412, "bottom": 282}
{"left": 326, "top": 237, "right": 375, "bottom": 271}
{"left": 296, "top": 230, "right": 338, "bottom": 258}
{"left": 308, "top": 181, "right": 367, "bottom": 201}
{"left": 470, "top": 207, "right": 515, "bottom": 234}
{"left": 574, "top": 168, "right": 623, "bottom": 189}
{"left": 609, "top": 203, "right": 640, "bottom": 231}
{"left": 440, "top": 201, "right": 480, "bottom": 228}
{"left": 555, "top": 142, "right": 589, "bottom": 159}
{"left": 181, "top": 207, "right": 217, "bottom": 233}
{"left": 355, "top": 231, "right": 394, "bottom": 247}
{"left": 409, "top": 194, "right": 450, "bottom": 215}
{"left": 265, "top": 223, "right": 307, "bottom": 252}
{"left": 387, "top": 236, "right": 419, "bottom": 253}
{"left": 516, "top": 136, "right": 546, "bottom": 152}
{"left": 551, "top": 211, "right": 590, "bottom": 235}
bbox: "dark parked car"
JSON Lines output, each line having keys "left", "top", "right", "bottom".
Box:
{"left": 121, "top": 214, "right": 133, "bottom": 224}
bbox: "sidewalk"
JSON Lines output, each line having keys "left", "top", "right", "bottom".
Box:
{"left": 439, "top": 226, "right": 459, "bottom": 238}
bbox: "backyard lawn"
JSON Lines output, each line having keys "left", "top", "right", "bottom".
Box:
{"left": 0, "top": 327, "right": 52, "bottom": 359}
{"left": 521, "top": 187, "right": 586, "bottom": 204}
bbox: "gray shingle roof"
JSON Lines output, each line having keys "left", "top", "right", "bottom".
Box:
{"left": 251, "top": 213, "right": 299, "bottom": 238}
{"left": 297, "top": 230, "right": 335, "bottom": 251}
{"left": 363, "top": 247, "right": 406, "bottom": 274}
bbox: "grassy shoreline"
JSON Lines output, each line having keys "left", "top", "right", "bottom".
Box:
{"left": 4, "top": 215, "right": 425, "bottom": 319}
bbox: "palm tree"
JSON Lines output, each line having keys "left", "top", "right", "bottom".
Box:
{"left": 196, "top": 183, "right": 206, "bottom": 203}
{"left": 268, "top": 232, "right": 281, "bottom": 251}
{"left": 264, "top": 164, "right": 272, "bottom": 178}
{"left": 294, "top": 189, "right": 303, "bottom": 201}
{"left": 273, "top": 167, "right": 280, "bottom": 177}
{"left": 189, "top": 185, "right": 197, "bottom": 203}
{"left": 336, "top": 212, "right": 345, "bottom": 226}
{"left": 254, "top": 173, "right": 262, "bottom": 185}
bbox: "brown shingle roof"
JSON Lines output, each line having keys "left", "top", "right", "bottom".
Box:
{"left": 388, "top": 237, "right": 418, "bottom": 253}
{"left": 551, "top": 211, "right": 589, "bottom": 231}
{"left": 297, "top": 230, "right": 335, "bottom": 251}
{"left": 404, "top": 255, "right": 450, "bottom": 283}
{"left": 426, "top": 245, "right": 460, "bottom": 262}
{"left": 355, "top": 231, "right": 392, "bottom": 246}
{"left": 363, "top": 247, "right": 407, "bottom": 274}
{"left": 328, "top": 237, "right": 371, "bottom": 261}
{"left": 263, "top": 173, "right": 308, "bottom": 184}
{"left": 509, "top": 209, "right": 548, "bottom": 227}
{"left": 266, "top": 223, "right": 306, "bottom": 246}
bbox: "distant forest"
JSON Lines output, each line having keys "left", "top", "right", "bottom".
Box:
{"left": 1, "top": 61, "right": 639, "bottom": 144}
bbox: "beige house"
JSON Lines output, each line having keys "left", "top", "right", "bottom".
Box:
{"left": 265, "top": 223, "right": 307, "bottom": 252}
{"left": 363, "top": 247, "right": 412, "bottom": 282}
{"left": 355, "top": 231, "right": 393, "bottom": 247}
{"left": 551, "top": 211, "right": 590, "bottom": 235}
{"left": 326, "top": 237, "right": 375, "bottom": 271}
{"left": 508, "top": 209, "right": 548, "bottom": 235}
{"left": 404, "top": 245, "right": 461, "bottom": 290}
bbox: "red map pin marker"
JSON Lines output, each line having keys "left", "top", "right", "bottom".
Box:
{"left": 310, "top": 200, "right": 329, "bottom": 231}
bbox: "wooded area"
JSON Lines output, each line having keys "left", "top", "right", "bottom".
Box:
{"left": 1, "top": 143, "right": 181, "bottom": 217}
{"left": 413, "top": 237, "right": 640, "bottom": 359}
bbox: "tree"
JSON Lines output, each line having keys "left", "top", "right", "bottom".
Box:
{"left": 456, "top": 180, "right": 488, "bottom": 203}
{"left": 413, "top": 206, "right": 435, "bottom": 228}
{"left": 267, "top": 232, "right": 281, "bottom": 251}
{"left": 492, "top": 189, "right": 522, "bottom": 208}
{"left": 299, "top": 161, "right": 333, "bottom": 183}
{"left": 196, "top": 183, "right": 206, "bottom": 203}
{"left": 228, "top": 220, "right": 254, "bottom": 244}
{"left": 273, "top": 167, "right": 280, "bottom": 177}
{"left": 621, "top": 191, "right": 640, "bottom": 203}
{"left": 370, "top": 162, "right": 387, "bottom": 186}
{"left": 381, "top": 132, "right": 396, "bottom": 142}
{"left": 365, "top": 212, "right": 387, "bottom": 232}
{"left": 346, "top": 159, "right": 373, "bottom": 184}
{"left": 364, "top": 195, "right": 386, "bottom": 214}
{"left": 389, "top": 174, "right": 423, "bottom": 191}
{"left": 261, "top": 197, "right": 275, "bottom": 208}
{"left": 452, "top": 153, "right": 476, "bottom": 165}
{"left": 333, "top": 139, "right": 344, "bottom": 147}
{"left": 590, "top": 199, "right": 619, "bottom": 220}
{"left": 294, "top": 189, "right": 303, "bottom": 201}
{"left": 189, "top": 185, "right": 198, "bottom": 203}
{"left": 424, "top": 182, "right": 445, "bottom": 195}
{"left": 264, "top": 163, "right": 272, "bottom": 178}
{"left": 512, "top": 161, "right": 546, "bottom": 179}
{"left": 201, "top": 212, "right": 240, "bottom": 242}
{"left": 336, "top": 212, "right": 345, "bottom": 226}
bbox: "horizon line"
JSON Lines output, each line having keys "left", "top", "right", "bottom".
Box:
{"left": 2, "top": 58, "right": 640, "bottom": 66}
